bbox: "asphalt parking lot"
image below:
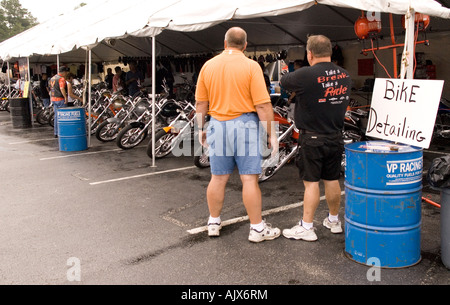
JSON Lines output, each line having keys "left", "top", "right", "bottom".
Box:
{"left": 0, "top": 110, "right": 448, "bottom": 289}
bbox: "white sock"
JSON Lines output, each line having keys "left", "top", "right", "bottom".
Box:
{"left": 301, "top": 220, "right": 313, "bottom": 230}
{"left": 328, "top": 214, "right": 339, "bottom": 223}
{"left": 250, "top": 221, "right": 265, "bottom": 232}
{"left": 208, "top": 216, "right": 221, "bottom": 225}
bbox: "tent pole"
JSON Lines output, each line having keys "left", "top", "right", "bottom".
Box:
{"left": 151, "top": 36, "right": 156, "bottom": 168}
{"left": 82, "top": 51, "right": 87, "bottom": 107}
{"left": 83, "top": 49, "right": 88, "bottom": 143}
{"left": 57, "top": 54, "right": 60, "bottom": 72}
{"left": 88, "top": 49, "right": 92, "bottom": 148}
{"left": 7, "top": 61, "right": 11, "bottom": 97}
{"left": 27, "top": 57, "right": 33, "bottom": 125}
{"left": 389, "top": 13, "right": 398, "bottom": 79}
{"left": 406, "top": 7, "right": 415, "bottom": 79}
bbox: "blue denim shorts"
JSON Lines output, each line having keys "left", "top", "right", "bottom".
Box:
{"left": 207, "top": 113, "right": 263, "bottom": 176}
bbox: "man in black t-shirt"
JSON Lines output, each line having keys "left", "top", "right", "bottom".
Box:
{"left": 40, "top": 73, "right": 50, "bottom": 108}
{"left": 280, "top": 35, "right": 352, "bottom": 242}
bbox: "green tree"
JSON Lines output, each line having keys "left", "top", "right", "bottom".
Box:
{"left": 0, "top": 0, "right": 37, "bottom": 42}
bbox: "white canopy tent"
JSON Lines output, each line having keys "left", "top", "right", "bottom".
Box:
{"left": 0, "top": 0, "right": 449, "bottom": 61}
{"left": 0, "top": 0, "right": 449, "bottom": 165}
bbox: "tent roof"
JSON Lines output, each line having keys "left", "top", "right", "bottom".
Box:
{"left": 0, "top": 0, "right": 449, "bottom": 63}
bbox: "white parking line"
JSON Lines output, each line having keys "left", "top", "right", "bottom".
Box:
{"left": 9, "top": 138, "right": 56, "bottom": 145}
{"left": 40, "top": 149, "right": 122, "bottom": 161}
{"left": 90, "top": 166, "right": 197, "bottom": 186}
{"left": 187, "top": 191, "right": 346, "bottom": 235}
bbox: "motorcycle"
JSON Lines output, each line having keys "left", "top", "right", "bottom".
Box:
{"left": 0, "top": 84, "right": 21, "bottom": 112}
{"left": 192, "top": 104, "right": 300, "bottom": 183}
{"left": 340, "top": 101, "right": 371, "bottom": 174}
{"left": 95, "top": 94, "right": 144, "bottom": 142}
{"left": 146, "top": 100, "right": 196, "bottom": 159}
{"left": 259, "top": 105, "right": 299, "bottom": 182}
{"left": 35, "top": 102, "right": 54, "bottom": 125}
{"left": 115, "top": 96, "right": 171, "bottom": 150}
{"left": 193, "top": 115, "right": 211, "bottom": 169}
{"left": 192, "top": 103, "right": 300, "bottom": 181}
{"left": 433, "top": 98, "right": 450, "bottom": 139}
{"left": 343, "top": 100, "right": 369, "bottom": 143}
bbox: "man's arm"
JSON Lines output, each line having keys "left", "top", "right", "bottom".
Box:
{"left": 125, "top": 73, "right": 135, "bottom": 85}
{"left": 60, "top": 87, "right": 68, "bottom": 104}
{"left": 255, "top": 102, "right": 278, "bottom": 156}
{"left": 59, "top": 79, "right": 68, "bottom": 104}
{"left": 280, "top": 70, "right": 301, "bottom": 92}
{"left": 195, "top": 100, "right": 209, "bottom": 147}
{"left": 67, "top": 83, "right": 81, "bottom": 102}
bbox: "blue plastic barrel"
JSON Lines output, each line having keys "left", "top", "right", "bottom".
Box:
{"left": 345, "top": 141, "right": 423, "bottom": 268}
{"left": 57, "top": 107, "right": 87, "bottom": 152}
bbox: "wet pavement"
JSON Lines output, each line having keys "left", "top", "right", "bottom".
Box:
{"left": 0, "top": 110, "right": 448, "bottom": 288}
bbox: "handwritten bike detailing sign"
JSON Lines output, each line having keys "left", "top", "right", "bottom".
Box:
{"left": 366, "top": 78, "right": 444, "bottom": 149}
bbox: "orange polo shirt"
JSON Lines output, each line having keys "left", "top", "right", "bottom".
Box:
{"left": 195, "top": 50, "right": 270, "bottom": 121}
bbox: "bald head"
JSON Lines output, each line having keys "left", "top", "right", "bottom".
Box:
{"left": 306, "top": 35, "right": 332, "bottom": 58}
{"left": 225, "top": 27, "right": 247, "bottom": 51}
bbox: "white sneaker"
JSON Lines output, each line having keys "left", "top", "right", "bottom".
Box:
{"left": 208, "top": 223, "right": 222, "bottom": 237}
{"left": 323, "top": 217, "right": 343, "bottom": 234}
{"left": 282, "top": 224, "right": 318, "bottom": 241}
{"left": 248, "top": 221, "right": 281, "bottom": 243}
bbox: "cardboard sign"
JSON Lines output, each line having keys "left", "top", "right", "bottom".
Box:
{"left": 366, "top": 78, "right": 444, "bottom": 149}
{"left": 23, "top": 81, "right": 30, "bottom": 98}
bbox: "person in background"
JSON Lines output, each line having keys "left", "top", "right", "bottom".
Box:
{"left": 66, "top": 73, "right": 83, "bottom": 107}
{"left": 39, "top": 73, "right": 50, "bottom": 108}
{"left": 125, "top": 61, "right": 144, "bottom": 97}
{"left": 195, "top": 27, "right": 280, "bottom": 243}
{"left": 50, "top": 66, "right": 69, "bottom": 138}
{"left": 112, "top": 66, "right": 125, "bottom": 94}
{"left": 105, "top": 68, "right": 114, "bottom": 90}
{"left": 280, "top": 35, "right": 352, "bottom": 242}
{"left": 287, "top": 60, "right": 304, "bottom": 105}
{"left": 259, "top": 62, "right": 271, "bottom": 94}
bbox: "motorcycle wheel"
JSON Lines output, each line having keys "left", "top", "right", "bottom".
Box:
{"left": 146, "top": 129, "right": 176, "bottom": 159}
{"left": 36, "top": 109, "right": 50, "bottom": 125}
{"left": 49, "top": 112, "right": 55, "bottom": 127}
{"left": 259, "top": 145, "right": 299, "bottom": 183}
{"left": 259, "top": 150, "right": 285, "bottom": 183}
{"left": 194, "top": 147, "right": 210, "bottom": 168}
{"left": 95, "top": 121, "right": 120, "bottom": 142}
{"left": 116, "top": 125, "right": 148, "bottom": 150}
{"left": 87, "top": 116, "right": 102, "bottom": 135}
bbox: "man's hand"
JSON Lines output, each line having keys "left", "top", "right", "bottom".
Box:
{"left": 195, "top": 100, "right": 209, "bottom": 148}
{"left": 255, "top": 102, "right": 278, "bottom": 158}
{"left": 268, "top": 134, "right": 279, "bottom": 159}
{"left": 198, "top": 130, "right": 208, "bottom": 148}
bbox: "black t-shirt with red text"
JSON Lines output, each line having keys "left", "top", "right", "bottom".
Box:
{"left": 281, "top": 62, "right": 352, "bottom": 134}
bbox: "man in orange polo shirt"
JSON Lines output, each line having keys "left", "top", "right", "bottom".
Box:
{"left": 195, "top": 27, "right": 280, "bottom": 243}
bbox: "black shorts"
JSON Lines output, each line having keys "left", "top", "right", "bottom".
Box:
{"left": 296, "top": 132, "right": 344, "bottom": 182}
